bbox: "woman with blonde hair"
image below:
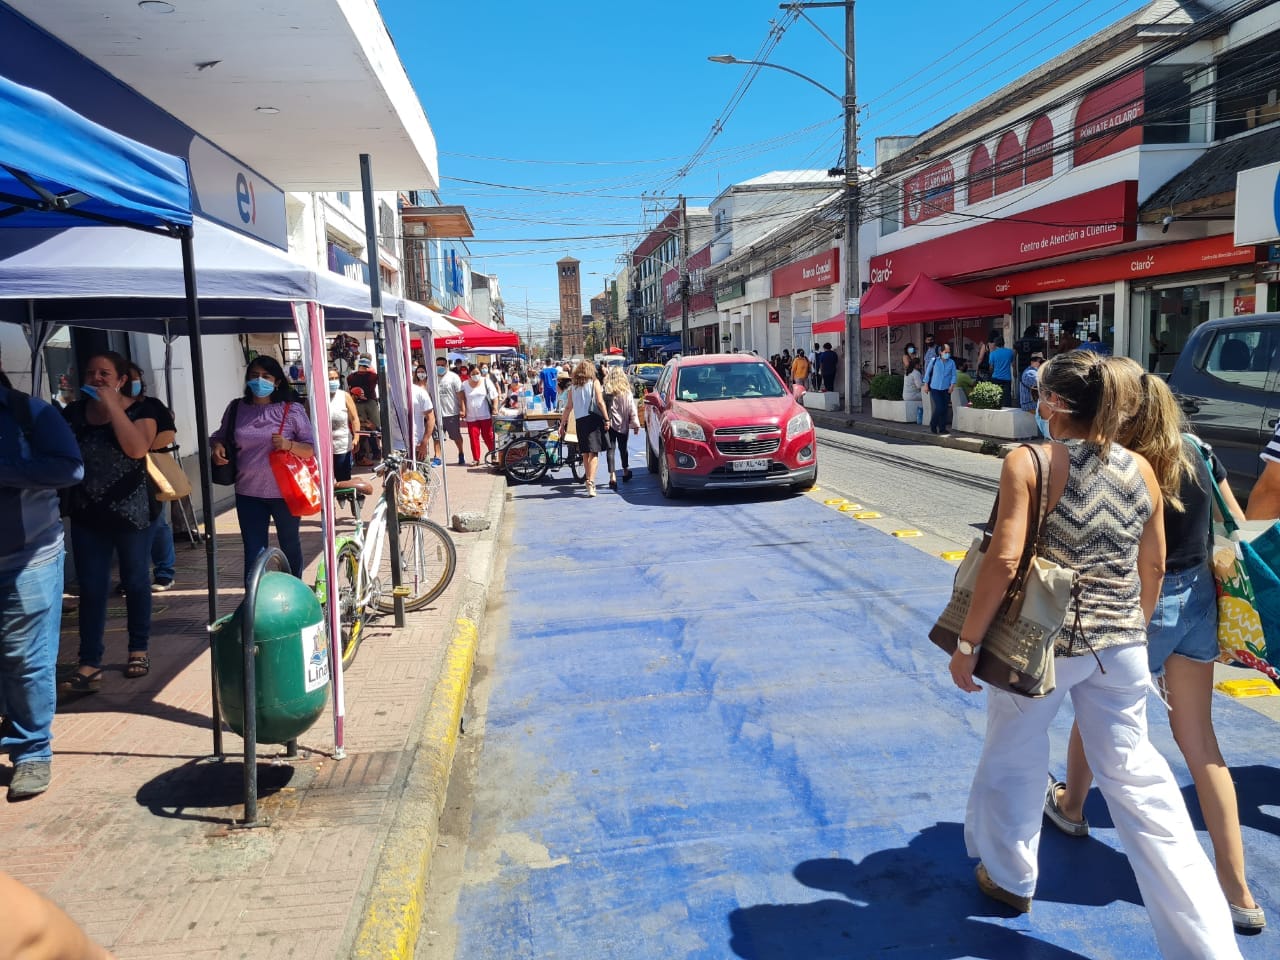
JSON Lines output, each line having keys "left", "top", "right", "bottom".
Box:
{"left": 558, "top": 359, "right": 608, "bottom": 496}
{"left": 1047, "top": 357, "right": 1263, "bottom": 932}
{"left": 602, "top": 365, "right": 640, "bottom": 490}
{"left": 951, "top": 349, "right": 1241, "bottom": 957}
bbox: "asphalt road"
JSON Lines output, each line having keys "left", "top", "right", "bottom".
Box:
{"left": 413, "top": 432, "right": 1279, "bottom": 960}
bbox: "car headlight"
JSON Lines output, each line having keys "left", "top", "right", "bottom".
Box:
{"left": 669, "top": 420, "right": 706, "bottom": 441}
{"left": 786, "top": 411, "right": 813, "bottom": 438}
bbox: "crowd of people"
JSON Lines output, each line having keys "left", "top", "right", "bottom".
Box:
{"left": 766, "top": 343, "right": 841, "bottom": 394}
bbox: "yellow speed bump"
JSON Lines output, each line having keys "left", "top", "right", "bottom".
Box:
{"left": 837, "top": 503, "right": 865, "bottom": 512}
{"left": 823, "top": 497, "right": 848, "bottom": 506}
{"left": 892, "top": 529, "right": 923, "bottom": 538}
{"left": 1215, "top": 678, "right": 1279, "bottom": 699}
{"left": 851, "top": 511, "right": 882, "bottom": 520}
{"left": 940, "top": 550, "right": 969, "bottom": 561}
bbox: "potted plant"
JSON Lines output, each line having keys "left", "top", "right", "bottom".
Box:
{"left": 870, "top": 372, "right": 916, "bottom": 422}
{"left": 953, "top": 380, "right": 1038, "bottom": 438}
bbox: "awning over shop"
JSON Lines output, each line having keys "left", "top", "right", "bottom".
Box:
{"left": 0, "top": 74, "right": 191, "bottom": 230}
{"left": 812, "top": 283, "right": 898, "bottom": 334}
{"left": 434, "top": 311, "right": 519, "bottom": 350}
{"left": 861, "top": 273, "right": 1010, "bottom": 330}
{"left": 448, "top": 304, "right": 481, "bottom": 324}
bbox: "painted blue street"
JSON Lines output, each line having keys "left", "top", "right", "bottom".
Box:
{"left": 441, "top": 440, "right": 1278, "bottom": 959}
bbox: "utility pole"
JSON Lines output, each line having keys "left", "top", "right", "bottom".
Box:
{"left": 786, "top": 1, "right": 860, "bottom": 412}
{"left": 679, "top": 193, "right": 690, "bottom": 356}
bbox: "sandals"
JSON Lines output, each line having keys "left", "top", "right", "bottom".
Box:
{"left": 59, "top": 669, "right": 102, "bottom": 695}
{"left": 1043, "top": 775, "right": 1089, "bottom": 838}
{"left": 124, "top": 656, "right": 151, "bottom": 679}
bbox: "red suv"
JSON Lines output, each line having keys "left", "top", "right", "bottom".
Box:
{"left": 642, "top": 354, "right": 817, "bottom": 498}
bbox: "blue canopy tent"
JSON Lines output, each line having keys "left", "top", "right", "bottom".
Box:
{"left": 0, "top": 73, "right": 236, "bottom": 748}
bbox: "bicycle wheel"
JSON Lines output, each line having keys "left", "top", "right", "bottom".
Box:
{"left": 504, "top": 438, "right": 550, "bottom": 483}
{"left": 484, "top": 447, "right": 502, "bottom": 469}
{"left": 569, "top": 454, "right": 584, "bottom": 482}
{"left": 335, "top": 541, "right": 366, "bottom": 669}
{"left": 375, "top": 518, "right": 457, "bottom": 613}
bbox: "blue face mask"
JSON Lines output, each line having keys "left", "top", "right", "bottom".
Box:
{"left": 328, "top": 380, "right": 340, "bottom": 393}
{"left": 437, "top": 367, "right": 446, "bottom": 377}
{"left": 1036, "top": 410, "right": 1052, "bottom": 439}
{"left": 248, "top": 377, "right": 275, "bottom": 398}
{"left": 127, "top": 380, "right": 142, "bottom": 397}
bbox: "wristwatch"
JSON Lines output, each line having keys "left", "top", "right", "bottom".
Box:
{"left": 957, "top": 639, "right": 980, "bottom": 655}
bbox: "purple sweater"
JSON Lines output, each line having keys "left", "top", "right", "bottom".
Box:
{"left": 211, "top": 400, "right": 315, "bottom": 500}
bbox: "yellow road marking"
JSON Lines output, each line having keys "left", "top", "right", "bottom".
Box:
{"left": 891, "top": 529, "right": 922, "bottom": 538}
{"left": 851, "top": 511, "right": 881, "bottom": 519}
{"left": 837, "top": 503, "right": 865, "bottom": 512}
{"left": 940, "top": 550, "right": 969, "bottom": 561}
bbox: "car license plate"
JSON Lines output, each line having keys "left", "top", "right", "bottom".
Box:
{"left": 731, "top": 458, "right": 770, "bottom": 472}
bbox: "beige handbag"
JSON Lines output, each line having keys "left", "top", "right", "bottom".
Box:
{"left": 929, "top": 444, "right": 1078, "bottom": 698}
{"left": 146, "top": 450, "right": 192, "bottom": 502}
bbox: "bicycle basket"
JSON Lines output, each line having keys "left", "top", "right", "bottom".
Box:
{"left": 397, "top": 468, "right": 430, "bottom": 518}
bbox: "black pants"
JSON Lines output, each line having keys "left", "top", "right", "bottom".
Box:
{"left": 993, "top": 378, "right": 1012, "bottom": 408}
{"left": 821, "top": 370, "right": 836, "bottom": 391}
{"left": 606, "top": 428, "right": 630, "bottom": 475}
{"left": 929, "top": 388, "right": 951, "bottom": 433}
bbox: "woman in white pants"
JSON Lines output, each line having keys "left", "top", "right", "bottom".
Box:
{"left": 949, "top": 351, "right": 1240, "bottom": 960}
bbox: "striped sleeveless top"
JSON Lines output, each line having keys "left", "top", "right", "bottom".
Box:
{"left": 1039, "top": 440, "right": 1152, "bottom": 657}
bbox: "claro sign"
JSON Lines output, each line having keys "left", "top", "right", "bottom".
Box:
{"left": 771, "top": 248, "right": 840, "bottom": 298}
{"left": 867, "top": 182, "right": 1137, "bottom": 285}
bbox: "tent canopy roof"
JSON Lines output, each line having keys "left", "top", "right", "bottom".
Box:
{"left": 861, "top": 273, "right": 1010, "bottom": 330}
{"left": 435, "top": 312, "right": 518, "bottom": 350}
{"left": 812, "top": 282, "right": 898, "bottom": 334}
{"left": 0, "top": 74, "right": 191, "bottom": 231}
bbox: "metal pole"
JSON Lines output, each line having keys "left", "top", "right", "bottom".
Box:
{"left": 360, "top": 154, "right": 406, "bottom": 627}
{"left": 679, "top": 194, "right": 690, "bottom": 356}
{"left": 842, "top": 0, "right": 863, "bottom": 413}
{"left": 181, "top": 229, "right": 223, "bottom": 757}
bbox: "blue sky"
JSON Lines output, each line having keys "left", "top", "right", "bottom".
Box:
{"left": 379, "top": 0, "right": 1151, "bottom": 337}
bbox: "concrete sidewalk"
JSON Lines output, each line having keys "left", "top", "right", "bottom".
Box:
{"left": 811, "top": 406, "right": 1022, "bottom": 457}
{"left": 1, "top": 460, "right": 506, "bottom": 959}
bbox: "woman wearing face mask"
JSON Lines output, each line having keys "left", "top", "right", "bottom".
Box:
{"left": 458, "top": 365, "right": 497, "bottom": 465}
{"left": 411, "top": 364, "right": 443, "bottom": 464}
{"left": 123, "top": 363, "right": 179, "bottom": 594}
{"left": 922, "top": 341, "right": 957, "bottom": 435}
{"left": 60, "top": 352, "right": 158, "bottom": 691}
{"left": 901, "top": 343, "right": 918, "bottom": 375}
{"left": 951, "top": 350, "right": 1243, "bottom": 957}
{"left": 326, "top": 366, "right": 362, "bottom": 487}
{"left": 902, "top": 357, "right": 924, "bottom": 425}
{"left": 210, "top": 357, "right": 316, "bottom": 582}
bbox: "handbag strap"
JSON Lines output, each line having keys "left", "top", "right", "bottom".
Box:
{"left": 976, "top": 444, "right": 1050, "bottom": 610}
{"left": 1185, "top": 432, "right": 1238, "bottom": 535}
{"left": 220, "top": 398, "right": 239, "bottom": 446}
{"left": 276, "top": 401, "right": 291, "bottom": 437}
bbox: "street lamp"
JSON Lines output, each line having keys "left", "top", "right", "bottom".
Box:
{"left": 708, "top": 2, "right": 861, "bottom": 414}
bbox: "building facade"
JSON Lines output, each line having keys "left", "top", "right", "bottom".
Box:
{"left": 557, "top": 257, "right": 584, "bottom": 358}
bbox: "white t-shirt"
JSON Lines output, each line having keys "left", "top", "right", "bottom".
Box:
{"left": 460, "top": 379, "right": 496, "bottom": 422}
{"left": 436, "top": 370, "right": 462, "bottom": 418}
{"left": 329, "top": 388, "right": 354, "bottom": 455}
{"left": 390, "top": 385, "right": 434, "bottom": 451}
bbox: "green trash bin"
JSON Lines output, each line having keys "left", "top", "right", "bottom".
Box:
{"left": 210, "top": 571, "right": 330, "bottom": 745}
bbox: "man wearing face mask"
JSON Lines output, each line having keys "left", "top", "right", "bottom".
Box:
{"left": 923, "top": 341, "right": 957, "bottom": 435}
{"left": 435, "top": 357, "right": 465, "bottom": 465}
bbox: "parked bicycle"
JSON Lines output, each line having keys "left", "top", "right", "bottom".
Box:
{"left": 315, "top": 451, "right": 457, "bottom": 668}
{"left": 504, "top": 434, "right": 584, "bottom": 484}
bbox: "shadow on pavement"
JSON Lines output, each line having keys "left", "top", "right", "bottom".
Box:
{"left": 728, "top": 823, "right": 1100, "bottom": 960}
{"left": 135, "top": 756, "right": 294, "bottom": 824}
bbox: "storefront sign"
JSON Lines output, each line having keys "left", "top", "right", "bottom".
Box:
{"left": 956, "top": 234, "right": 1258, "bottom": 298}
{"left": 768, "top": 311, "right": 780, "bottom": 324}
{"left": 187, "top": 136, "right": 287, "bottom": 248}
{"left": 903, "top": 160, "right": 956, "bottom": 227}
{"left": 1235, "top": 160, "right": 1280, "bottom": 245}
{"left": 716, "top": 278, "right": 746, "bottom": 304}
{"left": 1073, "top": 71, "right": 1144, "bottom": 167}
{"left": 1234, "top": 296, "right": 1257, "bottom": 315}
{"left": 771, "top": 248, "right": 840, "bottom": 298}
{"left": 869, "top": 182, "right": 1137, "bottom": 285}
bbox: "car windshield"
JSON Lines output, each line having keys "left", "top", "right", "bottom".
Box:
{"left": 674, "top": 362, "right": 785, "bottom": 402}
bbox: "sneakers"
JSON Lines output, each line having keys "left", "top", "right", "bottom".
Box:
{"left": 975, "top": 862, "right": 1032, "bottom": 914}
{"left": 8, "top": 759, "right": 51, "bottom": 801}
{"left": 430, "top": 457, "right": 443, "bottom": 467}
{"left": 1230, "top": 902, "right": 1266, "bottom": 931}
{"left": 151, "top": 578, "right": 174, "bottom": 593}
{"left": 1043, "top": 775, "right": 1089, "bottom": 838}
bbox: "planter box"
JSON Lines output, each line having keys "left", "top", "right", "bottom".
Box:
{"left": 871, "top": 398, "right": 920, "bottom": 423}
{"left": 802, "top": 390, "right": 842, "bottom": 411}
{"left": 953, "top": 405, "right": 1038, "bottom": 439}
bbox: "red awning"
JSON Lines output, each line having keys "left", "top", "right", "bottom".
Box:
{"left": 812, "top": 283, "right": 899, "bottom": 334}
{"left": 448, "top": 304, "right": 481, "bottom": 324}
{"left": 433, "top": 314, "right": 519, "bottom": 350}
{"left": 861, "top": 273, "right": 1010, "bottom": 330}
{"left": 607, "top": 346, "right": 624, "bottom": 355}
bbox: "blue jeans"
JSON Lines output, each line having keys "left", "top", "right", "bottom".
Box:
{"left": 235, "top": 494, "right": 303, "bottom": 584}
{"left": 71, "top": 523, "right": 152, "bottom": 667}
{"left": 1147, "top": 564, "right": 1218, "bottom": 676}
{"left": 929, "top": 388, "right": 951, "bottom": 432}
{"left": 150, "top": 506, "right": 175, "bottom": 582}
{"left": 0, "top": 551, "right": 64, "bottom": 764}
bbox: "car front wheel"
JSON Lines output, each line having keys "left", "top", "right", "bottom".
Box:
{"left": 658, "top": 443, "right": 682, "bottom": 499}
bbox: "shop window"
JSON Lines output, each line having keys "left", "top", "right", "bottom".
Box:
{"left": 1214, "top": 33, "right": 1280, "bottom": 140}
{"left": 1145, "top": 64, "right": 1209, "bottom": 144}
{"left": 1200, "top": 323, "right": 1278, "bottom": 392}
{"left": 1024, "top": 116, "right": 1054, "bottom": 183}
{"left": 1135, "top": 282, "right": 1226, "bottom": 374}
{"left": 878, "top": 183, "right": 900, "bottom": 236}
{"left": 994, "top": 131, "right": 1023, "bottom": 195}
{"left": 967, "top": 144, "right": 993, "bottom": 204}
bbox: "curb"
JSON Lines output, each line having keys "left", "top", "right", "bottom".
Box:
{"left": 349, "top": 474, "right": 508, "bottom": 959}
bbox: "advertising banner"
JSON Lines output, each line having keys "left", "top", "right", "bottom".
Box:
{"left": 771, "top": 248, "right": 840, "bottom": 298}
{"left": 903, "top": 160, "right": 956, "bottom": 227}
{"left": 1073, "top": 71, "right": 1145, "bottom": 167}
{"left": 1235, "top": 160, "right": 1280, "bottom": 245}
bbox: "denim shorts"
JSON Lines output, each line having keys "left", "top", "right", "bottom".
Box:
{"left": 1146, "top": 564, "right": 1218, "bottom": 676}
